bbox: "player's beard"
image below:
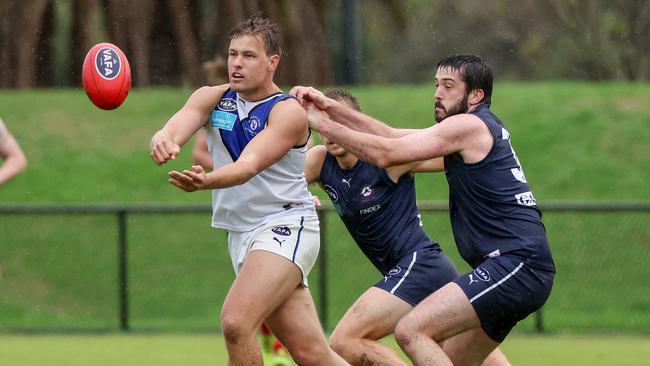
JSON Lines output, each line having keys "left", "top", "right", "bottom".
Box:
{"left": 435, "top": 93, "right": 469, "bottom": 122}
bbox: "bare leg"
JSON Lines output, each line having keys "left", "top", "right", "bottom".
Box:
{"left": 265, "top": 285, "right": 350, "bottom": 366}
{"left": 394, "top": 282, "right": 496, "bottom": 366}
{"left": 329, "top": 287, "right": 412, "bottom": 366}
{"left": 444, "top": 327, "right": 506, "bottom": 366}
{"left": 220, "top": 250, "right": 306, "bottom": 366}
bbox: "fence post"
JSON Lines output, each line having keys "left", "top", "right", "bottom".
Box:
{"left": 535, "top": 308, "right": 544, "bottom": 332}
{"left": 117, "top": 210, "right": 129, "bottom": 331}
{"left": 318, "top": 210, "right": 329, "bottom": 331}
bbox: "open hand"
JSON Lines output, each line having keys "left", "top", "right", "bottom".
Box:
{"left": 168, "top": 165, "right": 207, "bottom": 192}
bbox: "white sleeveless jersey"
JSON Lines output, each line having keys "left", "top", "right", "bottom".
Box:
{"left": 205, "top": 89, "right": 316, "bottom": 231}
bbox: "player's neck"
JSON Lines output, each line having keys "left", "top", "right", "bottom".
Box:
{"left": 336, "top": 153, "right": 359, "bottom": 171}
{"left": 237, "top": 81, "right": 282, "bottom": 102}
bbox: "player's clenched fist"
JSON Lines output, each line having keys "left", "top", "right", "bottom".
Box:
{"left": 150, "top": 139, "right": 180, "bottom": 165}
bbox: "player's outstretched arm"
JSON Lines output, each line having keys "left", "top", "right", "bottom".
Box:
{"left": 311, "top": 108, "right": 483, "bottom": 169}
{"left": 150, "top": 84, "right": 228, "bottom": 166}
{"left": 168, "top": 99, "right": 308, "bottom": 191}
{"left": 385, "top": 157, "right": 445, "bottom": 182}
{"left": 291, "top": 86, "right": 415, "bottom": 139}
{"left": 0, "top": 119, "right": 27, "bottom": 185}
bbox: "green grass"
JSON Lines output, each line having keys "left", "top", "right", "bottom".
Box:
{"left": 0, "top": 84, "right": 649, "bottom": 333}
{"left": 1, "top": 83, "right": 649, "bottom": 202}
{"left": 0, "top": 333, "right": 648, "bottom": 366}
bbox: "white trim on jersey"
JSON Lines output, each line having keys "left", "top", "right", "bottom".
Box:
{"left": 390, "top": 251, "right": 418, "bottom": 294}
{"left": 469, "top": 262, "right": 524, "bottom": 303}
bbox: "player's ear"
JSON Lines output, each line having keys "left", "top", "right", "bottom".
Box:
{"left": 469, "top": 89, "right": 485, "bottom": 105}
{"left": 268, "top": 54, "right": 280, "bottom": 71}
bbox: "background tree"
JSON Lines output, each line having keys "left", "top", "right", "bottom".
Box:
{"left": 0, "top": 0, "right": 648, "bottom": 89}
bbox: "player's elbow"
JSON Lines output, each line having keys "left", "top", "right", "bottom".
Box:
{"left": 372, "top": 142, "right": 400, "bottom": 169}
{"left": 8, "top": 151, "right": 27, "bottom": 173}
{"left": 373, "top": 155, "right": 392, "bottom": 169}
{"left": 16, "top": 153, "right": 27, "bottom": 172}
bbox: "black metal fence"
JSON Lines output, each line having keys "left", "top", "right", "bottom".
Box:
{"left": 1, "top": 202, "right": 649, "bottom": 333}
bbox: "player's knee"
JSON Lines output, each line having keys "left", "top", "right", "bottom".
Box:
{"left": 394, "top": 318, "right": 417, "bottom": 349}
{"left": 220, "top": 312, "right": 256, "bottom": 345}
{"left": 329, "top": 331, "right": 353, "bottom": 359}
{"left": 287, "top": 342, "right": 330, "bottom": 366}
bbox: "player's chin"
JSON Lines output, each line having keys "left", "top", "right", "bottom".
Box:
{"left": 434, "top": 110, "right": 446, "bottom": 122}
{"left": 228, "top": 80, "right": 246, "bottom": 91}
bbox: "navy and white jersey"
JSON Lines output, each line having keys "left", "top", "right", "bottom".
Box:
{"left": 205, "top": 88, "right": 316, "bottom": 231}
{"left": 320, "top": 154, "right": 438, "bottom": 274}
{"left": 443, "top": 104, "right": 554, "bottom": 271}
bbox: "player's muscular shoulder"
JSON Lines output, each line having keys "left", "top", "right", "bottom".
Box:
{"left": 269, "top": 98, "right": 308, "bottom": 128}
{"left": 443, "top": 113, "right": 492, "bottom": 163}
{"left": 187, "top": 84, "right": 229, "bottom": 109}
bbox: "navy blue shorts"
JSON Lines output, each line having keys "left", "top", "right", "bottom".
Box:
{"left": 374, "top": 247, "right": 459, "bottom": 306}
{"left": 454, "top": 254, "right": 555, "bottom": 342}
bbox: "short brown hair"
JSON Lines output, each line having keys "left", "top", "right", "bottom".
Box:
{"left": 228, "top": 15, "right": 282, "bottom": 57}
{"left": 324, "top": 89, "right": 361, "bottom": 111}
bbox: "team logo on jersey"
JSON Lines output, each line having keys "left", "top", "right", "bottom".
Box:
{"left": 243, "top": 116, "right": 263, "bottom": 137}
{"left": 473, "top": 267, "right": 491, "bottom": 282}
{"left": 95, "top": 47, "right": 121, "bottom": 80}
{"left": 324, "top": 185, "right": 339, "bottom": 202}
{"left": 271, "top": 226, "right": 291, "bottom": 236}
{"left": 361, "top": 186, "right": 372, "bottom": 197}
{"left": 218, "top": 98, "right": 237, "bottom": 111}
{"left": 515, "top": 191, "right": 537, "bottom": 206}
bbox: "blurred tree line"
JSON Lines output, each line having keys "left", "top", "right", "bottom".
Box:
{"left": 0, "top": 0, "right": 648, "bottom": 89}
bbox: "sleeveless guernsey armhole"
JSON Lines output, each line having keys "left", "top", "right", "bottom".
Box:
{"left": 461, "top": 112, "right": 499, "bottom": 169}
{"left": 377, "top": 165, "right": 400, "bottom": 187}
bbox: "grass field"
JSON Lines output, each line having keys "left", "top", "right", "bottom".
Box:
{"left": 0, "top": 85, "right": 649, "bottom": 342}
{"left": 0, "top": 333, "right": 648, "bottom": 366}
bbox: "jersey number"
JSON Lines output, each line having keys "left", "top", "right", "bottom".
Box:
{"left": 502, "top": 128, "right": 527, "bottom": 183}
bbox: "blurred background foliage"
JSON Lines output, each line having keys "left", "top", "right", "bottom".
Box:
{"left": 1, "top": 0, "right": 649, "bottom": 89}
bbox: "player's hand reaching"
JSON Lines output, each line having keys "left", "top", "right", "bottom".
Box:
{"left": 150, "top": 139, "right": 180, "bottom": 166}
{"left": 304, "top": 102, "right": 329, "bottom": 132}
{"left": 290, "top": 86, "right": 331, "bottom": 111}
{"left": 168, "top": 165, "right": 207, "bottom": 192}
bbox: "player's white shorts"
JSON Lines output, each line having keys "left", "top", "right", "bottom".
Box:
{"left": 227, "top": 214, "right": 320, "bottom": 287}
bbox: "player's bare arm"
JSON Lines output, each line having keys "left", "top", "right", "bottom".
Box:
{"left": 291, "top": 86, "right": 417, "bottom": 139}
{"left": 385, "top": 157, "right": 445, "bottom": 183}
{"left": 0, "top": 120, "right": 28, "bottom": 185}
{"left": 191, "top": 131, "right": 213, "bottom": 170}
{"left": 168, "top": 99, "right": 308, "bottom": 191}
{"left": 304, "top": 145, "right": 327, "bottom": 184}
{"left": 150, "top": 84, "right": 228, "bottom": 166}
{"left": 311, "top": 105, "right": 491, "bottom": 168}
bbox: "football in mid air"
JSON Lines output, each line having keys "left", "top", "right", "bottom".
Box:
{"left": 82, "top": 43, "right": 131, "bottom": 110}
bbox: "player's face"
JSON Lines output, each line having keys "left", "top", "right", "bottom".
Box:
{"left": 434, "top": 67, "right": 470, "bottom": 122}
{"left": 321, "top": 135, "right": 348, "bottom": 157}
{"left": 228, "top": 35, "right": 277, "bottom": 93}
